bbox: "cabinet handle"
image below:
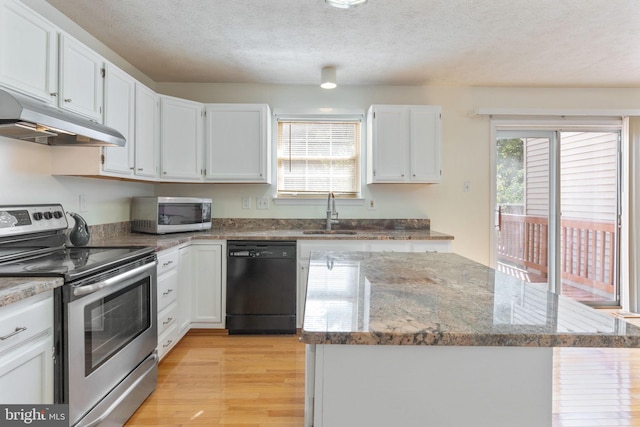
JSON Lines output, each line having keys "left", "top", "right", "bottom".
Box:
{"left": 50, "top": 92, "right": 58, "bottom": 97}
{"left": 162, "top": 289, "right": 174, "bottom": 296}
{"left": 163, "top": 260, "right": 174, "bottom": 267}
{"left": 64, "top": 98, "right": 72, "bottom": 103}
{"left": 0, "top": 326, "right": 27, "bottom": 341}
{"left": 137, "top": 168, "right": 143, "bottom": 171}
{"left": 163, "top": 340, "right": 173, "bottom": 348}
{"left": 163, "top": 317, "right": 174, "bottom": 325}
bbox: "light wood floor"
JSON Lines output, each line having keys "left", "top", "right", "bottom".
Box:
{"left": 126, "top": 331, "right": 640, "bottom": 427}
{"left": 125, "top": 332, "right": 305, "bottom": 427}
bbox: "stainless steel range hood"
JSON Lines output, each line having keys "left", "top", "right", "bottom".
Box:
{"left": 0, "top": 88, "right": 125, "bottom": 147}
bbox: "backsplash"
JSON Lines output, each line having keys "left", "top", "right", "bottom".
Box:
{"left": 211, "top": 218, "right": 430, "bottom": 231}
{"left": 86, "top": 218, "right": 430, "bottom": 237}
{"left": 86, "top": 221, "right": 131, "bottom": 239}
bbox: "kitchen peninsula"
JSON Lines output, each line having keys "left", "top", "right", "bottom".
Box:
{"left": 301, "top": 251, "right": 640, "bottom": 427}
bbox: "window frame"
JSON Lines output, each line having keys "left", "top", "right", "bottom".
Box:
{"left": 273, "top": 112, "right": 364, "bottom": 202}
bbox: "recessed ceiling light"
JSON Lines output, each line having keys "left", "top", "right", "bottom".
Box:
{"left": 325, "top": 0, "right": 368, "bottom": 9}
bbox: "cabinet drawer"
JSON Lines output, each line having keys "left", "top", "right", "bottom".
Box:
{"left": 157, "top": 268, "right": 178, "bottom": 311}
{"left": 365, "top": 241, "right": 410, "bottom": 252}
{"left": 158, "top": 323, "right": 178, "bottom": 360}
{"left": 410, "top": 241, "right": 451, "bottom": 253}
{"left": 157, "top": 249, "right": 179, "bottom": 275}
{"left": 157, "top": 303, "right": 177, "bottom": 336}
{"left": 0, "top": 291, "right": 52, "bottom": 355}
{"left": 298, "top": 241, "right": 365, "bottom": 259}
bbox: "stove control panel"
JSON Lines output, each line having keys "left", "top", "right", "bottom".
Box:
{"left": 0, "top": 204, "right": 68, "bottom": 237}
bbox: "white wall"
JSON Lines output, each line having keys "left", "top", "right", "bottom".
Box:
{"left": 0, "top": 136, "right": 154, "bottom": 224}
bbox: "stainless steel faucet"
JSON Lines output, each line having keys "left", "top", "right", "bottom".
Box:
{"left": 326, "top": 192, "right": 339, "bottom": 230}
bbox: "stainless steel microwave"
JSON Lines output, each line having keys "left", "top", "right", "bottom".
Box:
{"left": 131, "top": 197, "right": 212, "bottom": 234}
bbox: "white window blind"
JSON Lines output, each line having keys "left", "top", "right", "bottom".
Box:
{"left": 277, "top": 120, "right": 361, "bottom": 196}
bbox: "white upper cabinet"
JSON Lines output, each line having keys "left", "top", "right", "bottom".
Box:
{"left": 160, "top": 96, "right": 204, "bottom": 181}
{"left": 367, "top": 105, "right": 441, "bottom": 183}
{"left": 58, "top": 34, "right": 104, "bottom": 121}
{"left": 204, "top": 104, "right": 271, "bottom": 183}
{"left": 0, "top": 0, "right": 58, "bottom": 103}
{"left": 134, "top": 83, "right": 159, "bottom": 179}
{"left": 102, "top": 63, "right": 135, "bottom": 176}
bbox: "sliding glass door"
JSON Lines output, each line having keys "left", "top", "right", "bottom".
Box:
{"left": 494, "top": 128, "right": 621, "bottom": 306}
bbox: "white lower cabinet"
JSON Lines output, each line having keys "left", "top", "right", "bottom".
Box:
{"left": 155, "top": 242, "right": 224, "bottom": 359}
{"left": 190, "top": 241, "right": 225, "bottom": 329}
{"left": 0, "top": 290, "right": 54, "bottom": 404}
{"left": 296, "top": 239, "right": 451, "bottom": 328}
{"left": 156, "top": 248, "right": 179, "bottom": 360}
{"left": 177, "top": 246, "right": 193, "bottom": 336}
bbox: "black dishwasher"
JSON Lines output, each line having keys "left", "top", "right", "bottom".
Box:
{"left": 226, "top": 241, "right": 297, "bottom": 334}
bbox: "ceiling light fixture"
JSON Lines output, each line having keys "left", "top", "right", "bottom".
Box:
{"left": 325, "top": 0, "right": 368, "bottom": 9}
{"left": 320, "top": 66, "right": 337, "bottom": 89}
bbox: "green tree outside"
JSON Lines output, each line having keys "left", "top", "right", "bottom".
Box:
{"left": 496, "top": 138, "right": 524, "bottom": 206}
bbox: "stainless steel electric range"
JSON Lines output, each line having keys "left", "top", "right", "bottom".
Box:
{"left": 0, "top": 204, "right": 158, "bottom": 427}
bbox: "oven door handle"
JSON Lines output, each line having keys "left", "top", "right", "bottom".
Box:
{"left": 73, "top": 261, "right": 157, "bottom": 297}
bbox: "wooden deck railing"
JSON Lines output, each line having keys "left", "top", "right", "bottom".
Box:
{"left": 497, "top": 214, "right": 616, "bottom": 293}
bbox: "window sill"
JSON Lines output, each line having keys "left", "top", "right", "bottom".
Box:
{"left": 272, "top": 197, "right": 365, "bottom": 207}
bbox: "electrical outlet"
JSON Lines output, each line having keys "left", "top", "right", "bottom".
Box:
{"left": 242, "top": 196, "right": 251, "bottom": 209}
{"left": 368, "top": 199, "right": 376, "bottom": 210}
{"left": 463, "top": 181, "right": 471, "bottom": 192}
{"left": 257, "top": 197, "right": 269, "bottom": 210}
{"left": 78, "top": 194, "right": 88, "bottom": 213}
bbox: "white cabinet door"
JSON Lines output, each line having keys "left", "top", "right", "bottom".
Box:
{"left": 102, "top": 63, "right": 135, "bottom": 176}
{"left": 0, "top": 0, "right": 58, "bottom": 103}
{"left": 298, "top": 259, "right": 309, "bottom": 329}
{"left": 367, "top": 105, "right": 408, "bottom": 182}
{"left": 0, "top": 334, "right": 53, "bottom": 404}
{"left": 58, "top": 34, "right": 104, "bottom": 121}
{"left": 409, "top": 106, "right": 441, "bottom": 182}
{"left": 0, "top": 291, "right": 53, "bottom": 404}
{"left": 160, "top": 96, "right": 203, "bottom": 180}
{"left": 367, "top": 105, "right": 441, "bottom": 184}
{"left": 178, "top": 246, "right": 193, "bottom": 335}
{"left": 204, "top": 104, "right": 271, "bottom": 183}
{"left": 191, "top": 243, "right": 224, "bottom": 326}
{"left": 134, "top": 83, "right": 159, "bottom": 179}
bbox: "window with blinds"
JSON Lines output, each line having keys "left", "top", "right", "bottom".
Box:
{"left": 277, "top": 120, "right": 361, "bottom": 197}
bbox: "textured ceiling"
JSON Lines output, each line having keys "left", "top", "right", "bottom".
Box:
{"left": 45, "top": 0, "right": 640, "bottom": 87}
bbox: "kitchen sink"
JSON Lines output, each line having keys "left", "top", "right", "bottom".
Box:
{"left": 302, "top": 230, "right": 357, "bottom": 235}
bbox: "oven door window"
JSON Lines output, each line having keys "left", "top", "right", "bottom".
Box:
{"left": 84, "top": 278, "right": 151, "bottom": 375}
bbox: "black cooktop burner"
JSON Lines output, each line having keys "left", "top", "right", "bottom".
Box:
{"left": 0, "top": 246, "right": 155, "bottom": 281}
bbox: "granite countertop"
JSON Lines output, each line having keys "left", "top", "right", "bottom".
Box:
{"left": 89, "top": 228, "right": 453, "bottom": 251}
{"left": 300, "top": 251, "right": 640, "bottom": 348}
{"left": 0, "top": 277, "right": 63, "bottom": 308}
